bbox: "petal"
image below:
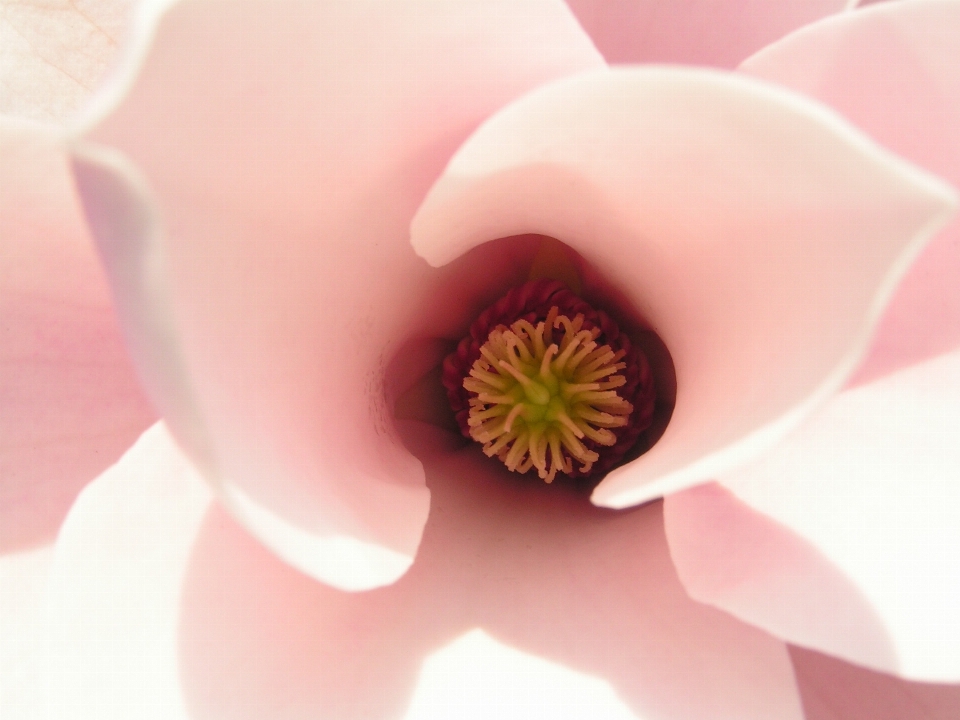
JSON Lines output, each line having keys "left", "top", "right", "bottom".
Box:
{"left": 22, "top": 422, "right": 210, "bottom": 720}
{"left": 0, "top": 545, "right": 53, "bottom": 717}
{"left": 0, "top": 0, "right": 133, "bottom": 124}
{"left": 739, "top": 0, "right": 960, "bottom": 385}
{"left": 411, "top": 67, "right": 957, "bottom": 510}
{"left": 406, "top": 630, "right": 637, "bottom": 720}
{"left": 564, "top": 0, "right": 851, "bottom": 67}
{"left": 791, "top": 647, "right": 960, "bottom": 720}
{"left": 72, "top": 0, "right": 604, "bottom": 589}
{"left": 665, "top": 348, "right": 960, "bottom": 681}
{"left": 178, "top": 420, "right": 803, "bottom": 720}
{"left": 0, "top": 118, "right": 155, "bottom": 552}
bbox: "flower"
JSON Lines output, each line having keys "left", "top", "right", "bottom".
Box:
{"left": 3, "top": 0, "right": 960, "bottom": 718}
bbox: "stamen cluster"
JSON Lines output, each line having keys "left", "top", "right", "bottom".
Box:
{"left": 464, "top": 307, "right": 633, "bottom": 483}
{"left": 443, "top": 278, "right": 656, "bottom": 484}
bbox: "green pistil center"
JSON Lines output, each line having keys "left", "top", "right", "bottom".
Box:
{"left": 463, "top": 307, "right": 633, "bottom": 483}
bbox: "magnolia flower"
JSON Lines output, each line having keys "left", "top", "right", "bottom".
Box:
{"left": 4, "top": 0, "right": 960, "bottom": 718}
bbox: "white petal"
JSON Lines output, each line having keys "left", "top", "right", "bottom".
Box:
{"left": 406, "top": 630, "right": 637, "bottom": 720}
{"left": 177, "top": 421, "right": 804, "bottom": 720}
{"left": 665, "top": 349, "right": 960, "bottom": 681}
{"left": 23, "top": 422, "right": 211, "bottom": 720}
{"left": 0, "top": 545, "right": 54, "bottom": 719}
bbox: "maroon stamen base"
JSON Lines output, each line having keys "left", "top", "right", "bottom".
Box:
{"left": 442, "top": 279, "right": 656, "bottom": 483}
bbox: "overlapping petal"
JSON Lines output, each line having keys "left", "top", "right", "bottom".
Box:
{"left": 665, "top": 349, "right": 960, "bottom": 681}
{"left": 25, "top": 421, "right": 959, "bottom": 719}
{"left": 31, "top": 420, "right": 803, "bottom": 720}
{"left": 411, "top": 66, "right": 956, "bottom": 511}
{"left": 564, "top": 0, "right": 852, "bottom": 67}
{"left": 21, "top": 422, "right": 209, "bottom": 720}
{"left": 662, "top": 0, "right": 960, "bottom": 684}
{"left": 0, "top": 117, "right": 155, "bottom": 552}
{"left": 23, "top": 1, "right": 960, "bottom": 714}
{"left": 740, "top": 0, "right": 960, "bottom": 386}
{"left": 71, "top": 0, "right": 604, "bottom": 590}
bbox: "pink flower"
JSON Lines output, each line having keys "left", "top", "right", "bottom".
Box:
{"left": 3, "top": 0, "right": 960, "bottom": 718}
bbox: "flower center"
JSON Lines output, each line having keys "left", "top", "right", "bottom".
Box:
{"left": 442, "top": 278, "right": 656, "bottom": 485}
{"left": 464, "top": 307, "right": 633, "bottom": 483}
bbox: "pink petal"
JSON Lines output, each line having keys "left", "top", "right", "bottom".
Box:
{"left": 178, "top": 419, "right": 803, "bottom": 720}
{"left": 411, "top": 67, "right": 956, "bottom": 511}
{"left": 664, "top": 349, "right": 960, "bottom": 681}
{"left": 739, "top": 0, "right": 960, "bottom": 386}
{"left": 791, "top": 647, "right": 960, "bottom": 720}
{"left": 0, "top": 0, "right": 133, "bottom": 124}
{"left": 0, "top": 118, "right": 155, "bottom": 552}
{"left": 24, "top": 422, "right": 210, "bottom": 720}
{"left": 564, "top": 0, "right": 851, "bottom": 67}
{"left": 72, "top": 0, "right": 604, "bottom": 590}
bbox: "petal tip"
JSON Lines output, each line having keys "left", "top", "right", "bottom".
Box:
{"left": 221, "top": 482, "right": 426, "bottom": 592}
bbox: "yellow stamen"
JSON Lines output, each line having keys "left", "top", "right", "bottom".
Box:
{"left": 463, "top": 308, "right": 633, "bottom": 483}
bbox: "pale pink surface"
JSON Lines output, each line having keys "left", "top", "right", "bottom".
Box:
{"left": 564, "top": 0, "right": 851, "bottom": 66}
{"left": 73, "top": 0, "right": 604, "bottom": 590}
{"left": 661, "top": 0, "right": 960, "bottom": 683}
{"left": 30, "top": 420, "right": 803, "bottom": 720}
{"left": 25, "top": 423, "right": 960, "bottom": 718}
{"left": 411, "top": 66, "right": 955, "bottom": 511}
{"left": 666, "top": 349, "right": 960, "bottom": 681}
{"left": 0, "top": 118, "right": 155, "bottom": 552}
{"left": 740, "top": 0, "right": 960, "bottom": 386}
{"left": 665, "top": 482, "right": 897, "bottom": 672}
{"left": 49, "top": 2, "right": 960, "bottom": 711}
{"left": 0, "top": 0, "right": 134, "bottom": 124}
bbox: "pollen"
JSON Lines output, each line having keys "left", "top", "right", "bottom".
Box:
{"left": 463, "top": 307, "right": 633, "bottom": 483}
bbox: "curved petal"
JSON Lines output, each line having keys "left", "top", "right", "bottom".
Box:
{"left": 739, "top": 0, "right": 960, "bottom": 386}
{"left": 72, "top": 0, "right": 604, "bottom": 589}
{"left": 0, "top": 0, "right": 133, "bottom": 124}
{"left": 178, "top": 420, "right": 803, "bottom": 720}
{"left": 0, "top": 118, "right": 155, "bottom": 552}
{"left": 411, "top": 67, "right": 957, "bottom": 510}
{"left": 564, "top": 0, "right": 851, "bottom": 67}
{"left": 665, "top": 348, "right": 960, "bottom": 681}
{"left": 791, "top": 647, "right": 960, "bottom": 720}
{"left": 19, "top": 422, "right": 210, "bottom": 720}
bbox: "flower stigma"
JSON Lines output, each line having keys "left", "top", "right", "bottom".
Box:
{"left": 443, "top": 278, "right": 656, "bottom": 485}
